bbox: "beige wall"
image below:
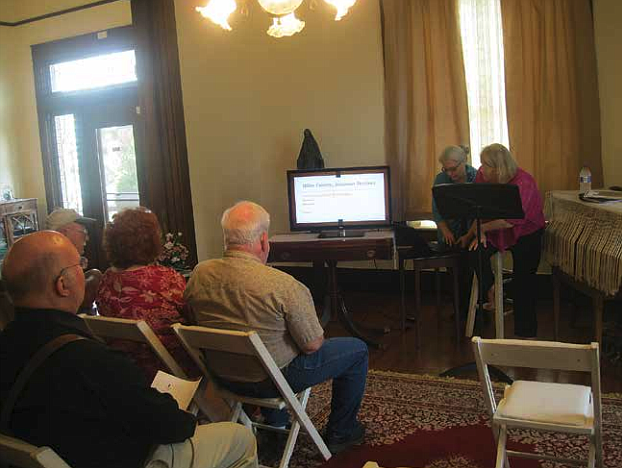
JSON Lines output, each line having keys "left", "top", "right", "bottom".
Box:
{"left": 594, "top": 0, "right": 622, "bottom": 188}
{"left": 0, "top": 26, "right": 20, "bottom": 196}
{"left": 0, "top": 0, "right": 131, "bottom": 216}
{"left": 174, "top": 0, "right": 387, "bottom": 260}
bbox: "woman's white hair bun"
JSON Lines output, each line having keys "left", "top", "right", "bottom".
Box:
{"left": 459, "top": 145, "right": 470, "bottom": 155}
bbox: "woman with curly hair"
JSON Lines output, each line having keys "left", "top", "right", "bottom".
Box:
{"left": 96, "top": 207, "right": 199, "bottom": 380}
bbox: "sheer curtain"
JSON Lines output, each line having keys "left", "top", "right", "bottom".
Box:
{"left": 458, "top": 0, "right": 509, "bottom": 167}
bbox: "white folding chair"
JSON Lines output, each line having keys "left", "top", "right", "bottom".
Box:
{"left": 172, "top": 324, "right": 332, "bottom": 468}
{"left": 81, "top": 315, "right": 215, "bottom": 420}
{"left": 466, "top": 252, "right": 506, "bottom": 338}
{"left": 0, "top": 433, "right": 72, "bottom": 468}
{"left": 472, "top": 337, "right": 603, "bottom": 468}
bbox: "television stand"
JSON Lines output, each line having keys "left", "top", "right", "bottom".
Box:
{"left": 318, "top": 229, "right": 366, "bottom": 239}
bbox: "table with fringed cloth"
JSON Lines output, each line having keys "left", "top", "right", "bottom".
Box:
{"left": 544, "top": 190, "right": 622, "bottom": 344}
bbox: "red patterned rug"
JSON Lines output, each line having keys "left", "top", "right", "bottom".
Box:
{"left": 286, "top": 371, "right": 622, "bottom": 468}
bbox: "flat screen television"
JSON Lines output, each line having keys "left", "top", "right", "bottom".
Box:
{"left": 287, "top": 165, "right": 392, "bottom": 236}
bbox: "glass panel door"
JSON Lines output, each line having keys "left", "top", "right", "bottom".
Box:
{"left": 53, "top": 114, "right": 83, "bottom": 214}
{"left": 97, "top": 125, "right": 140, "bottom": 221}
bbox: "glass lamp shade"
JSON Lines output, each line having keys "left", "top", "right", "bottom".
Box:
{"left": 323, "top": 0, "right": 356, "bottom": 20}
{"left": 266, "top": 12, "right": 305, "bottom": 37}
{"left": 196, "top": 0, "right": 237, "bottom": 31}
{"left": 257, "top": 0, "right": 303, "bottom": 16}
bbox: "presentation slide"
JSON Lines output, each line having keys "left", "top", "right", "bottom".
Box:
{"left": 294, "top": 172, "right": 387, "bottom": 224}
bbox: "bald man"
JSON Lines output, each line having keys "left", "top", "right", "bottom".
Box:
{"left": 0, "top": 231, "right": 257, "bottom": 468}
{"left": 185, "top": 201, "right": 368, "bottom": 454}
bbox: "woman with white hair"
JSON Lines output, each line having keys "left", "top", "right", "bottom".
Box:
{"left": 432, "top": 145, "right": 477, "bottom": 246}
{"left": 463, "top": 143, "right": 545, "bottom": 339}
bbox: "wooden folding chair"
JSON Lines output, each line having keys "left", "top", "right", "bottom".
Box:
{"left": 472, "top": 337, "right": 603, "bottom": 468}
{"left": 0, "top": 433, "right": 72, "bottom": 468}
{"left": 81, "top": 315, "right": 214, "bottom": 420}
{"left": 81, "top": 315, "right": 187, "bottom": 377}
{"left": 172, "top": 324, "right": 332, "bottom": 468}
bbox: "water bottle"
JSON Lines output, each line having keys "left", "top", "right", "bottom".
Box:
{"left": 579, "top": 165, "right": 592, "bottom": 194}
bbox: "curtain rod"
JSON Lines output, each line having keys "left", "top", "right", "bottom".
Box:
{"left": 0, "top": 0, "right": 122, "bottom": 27}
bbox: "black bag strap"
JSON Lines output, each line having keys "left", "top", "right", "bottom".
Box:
{"left": 0, "top": 334, "right": 86, "bottom": 435}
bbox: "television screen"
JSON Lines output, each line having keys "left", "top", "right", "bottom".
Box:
{"left": 287, "top": 166, "right": 392, "bottom": 232}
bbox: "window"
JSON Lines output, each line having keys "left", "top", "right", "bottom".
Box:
{"left": 458, "top": 0, "right": 510, "bottom": 167}
{"left": 98, "top": 125, "right": 140, "bottom": 220}
{"left": 54, "top": 114, "right": 83, "bottom": 213}
{"left": 50, "top": 50, "right": 137, "bottom": 93}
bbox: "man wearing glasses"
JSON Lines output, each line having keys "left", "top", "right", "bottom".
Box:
{"left": 46, "top": 208, "right": 102, "bottom": 312}
{"left": 0, "top": 231, "right": 258, "bottom": 468}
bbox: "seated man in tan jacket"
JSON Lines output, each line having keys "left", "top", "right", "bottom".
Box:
{"left": 185, "top": 201, "right": 369, "bottom": 454}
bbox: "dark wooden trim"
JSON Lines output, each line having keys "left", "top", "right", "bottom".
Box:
{"left": 0, "top": 0, "right": 121, "bottom": 27}
{"left": 131, "top": 0, "right": 198, "bottom": 267}
{"left": 32, "top": 26, "right": 135, "bottom": 67}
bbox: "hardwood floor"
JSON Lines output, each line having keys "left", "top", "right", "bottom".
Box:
{"left": 323, "top": 286, "right": 622, "bottom": 393}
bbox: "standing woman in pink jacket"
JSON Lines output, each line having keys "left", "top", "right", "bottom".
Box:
{"left": 459, "top": 143, "right": 545, "bottom": 339}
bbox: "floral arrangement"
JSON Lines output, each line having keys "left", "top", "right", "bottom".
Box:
{"left": 158, "top": 232, "right": 190, "bottom": 270}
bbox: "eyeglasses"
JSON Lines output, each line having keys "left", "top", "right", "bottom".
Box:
{"left": 441, "top": 161, "right": 464, "bottom": 174}
{"left": 54, "top": 257, "right": 88, "bottom": 283}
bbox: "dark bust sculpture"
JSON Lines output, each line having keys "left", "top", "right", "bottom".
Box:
{"left": 297, "top": 129, "right": 325, "bottom": 170}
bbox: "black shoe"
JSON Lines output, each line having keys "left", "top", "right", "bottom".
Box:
{"left": 326, "top": 422, "right": 366, "bottom": 454}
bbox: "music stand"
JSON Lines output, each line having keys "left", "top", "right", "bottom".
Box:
{"left": 432, "top": 183, "right": 524, "bottom": 383}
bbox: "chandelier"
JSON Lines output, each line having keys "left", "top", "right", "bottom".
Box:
{"left": 196, "top": 0, "right": 358, "bottom": 38}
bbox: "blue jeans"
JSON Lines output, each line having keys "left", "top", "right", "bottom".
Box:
{"left": 219, "top": 337, "right": 368, "bottom": 439}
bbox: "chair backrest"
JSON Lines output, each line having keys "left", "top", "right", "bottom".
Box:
{"left": 473, "top": 338, "right": 599, "bottom": 372}
{"left": 0, "top": 434, "right": 72, "bottom": 468}
{"left": 81, "top": 315, "right": 187, "bottom": 378}
{"left": 472, "top": 337, "right": 602, "bottom": 426}
{"left": 172, "top": 324, "right": 284, "bottom": 390}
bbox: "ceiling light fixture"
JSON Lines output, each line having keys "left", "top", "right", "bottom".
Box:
{"left": 196, "top": 0, "right": 357, "bottom": 38}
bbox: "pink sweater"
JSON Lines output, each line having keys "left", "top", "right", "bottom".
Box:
{"left": 475, "top": 167, "right": 545, "bottom": 251}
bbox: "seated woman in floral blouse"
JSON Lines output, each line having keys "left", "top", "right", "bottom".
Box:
{"left": 96, "top": 207, "right": 199, "bottom": 381}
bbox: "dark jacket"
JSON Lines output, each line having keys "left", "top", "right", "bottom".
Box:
{"left": 0, "top": 308, "right": 196, "bottom": 468}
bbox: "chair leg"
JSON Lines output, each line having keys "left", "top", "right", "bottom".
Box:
{"left": 593, "top": 293, "right": 604, "bottom": 346}
{"left": 493, "top": 253, "right": 504, "bottom": 339}
{"left": 451, "top": 266, "right": 460, "bottom": 343}
{"left": 399, "top": 257, "right": 406, "bottom": 333}
{"left": 230, "top": 401, "right": 244, "bottom": 424}
{"left": 414, "top": 267, "right": 422, "bottom": 343}
{"left": 553, "top": 272, "right": 561, "bottom": 341}
{"left": 286, "top": 388, "right": 331, "bottom": 461}
{"left": 435, "top": 268, "right": 442, "bottom": 315}
{"left": 279, "top": 415, "right": 301, "bottom": 468}
{"left": 495, "top": 425, "right": 507, "bottom": 468}
{"left": 587, "top": 436, "right": 596, "bottom": 468}
{"left": 595, "top": 425, "right": 603, "bottom": 468}
{"left": 466, "top": 275, "right": 478, "bottom": 337}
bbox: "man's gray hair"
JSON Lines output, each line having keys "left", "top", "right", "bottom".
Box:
{"left": 221, "top": 201, "right": 271, "bottom": 248}
{"left": 439, "top": 145, "right": 470, "bottom": 165}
